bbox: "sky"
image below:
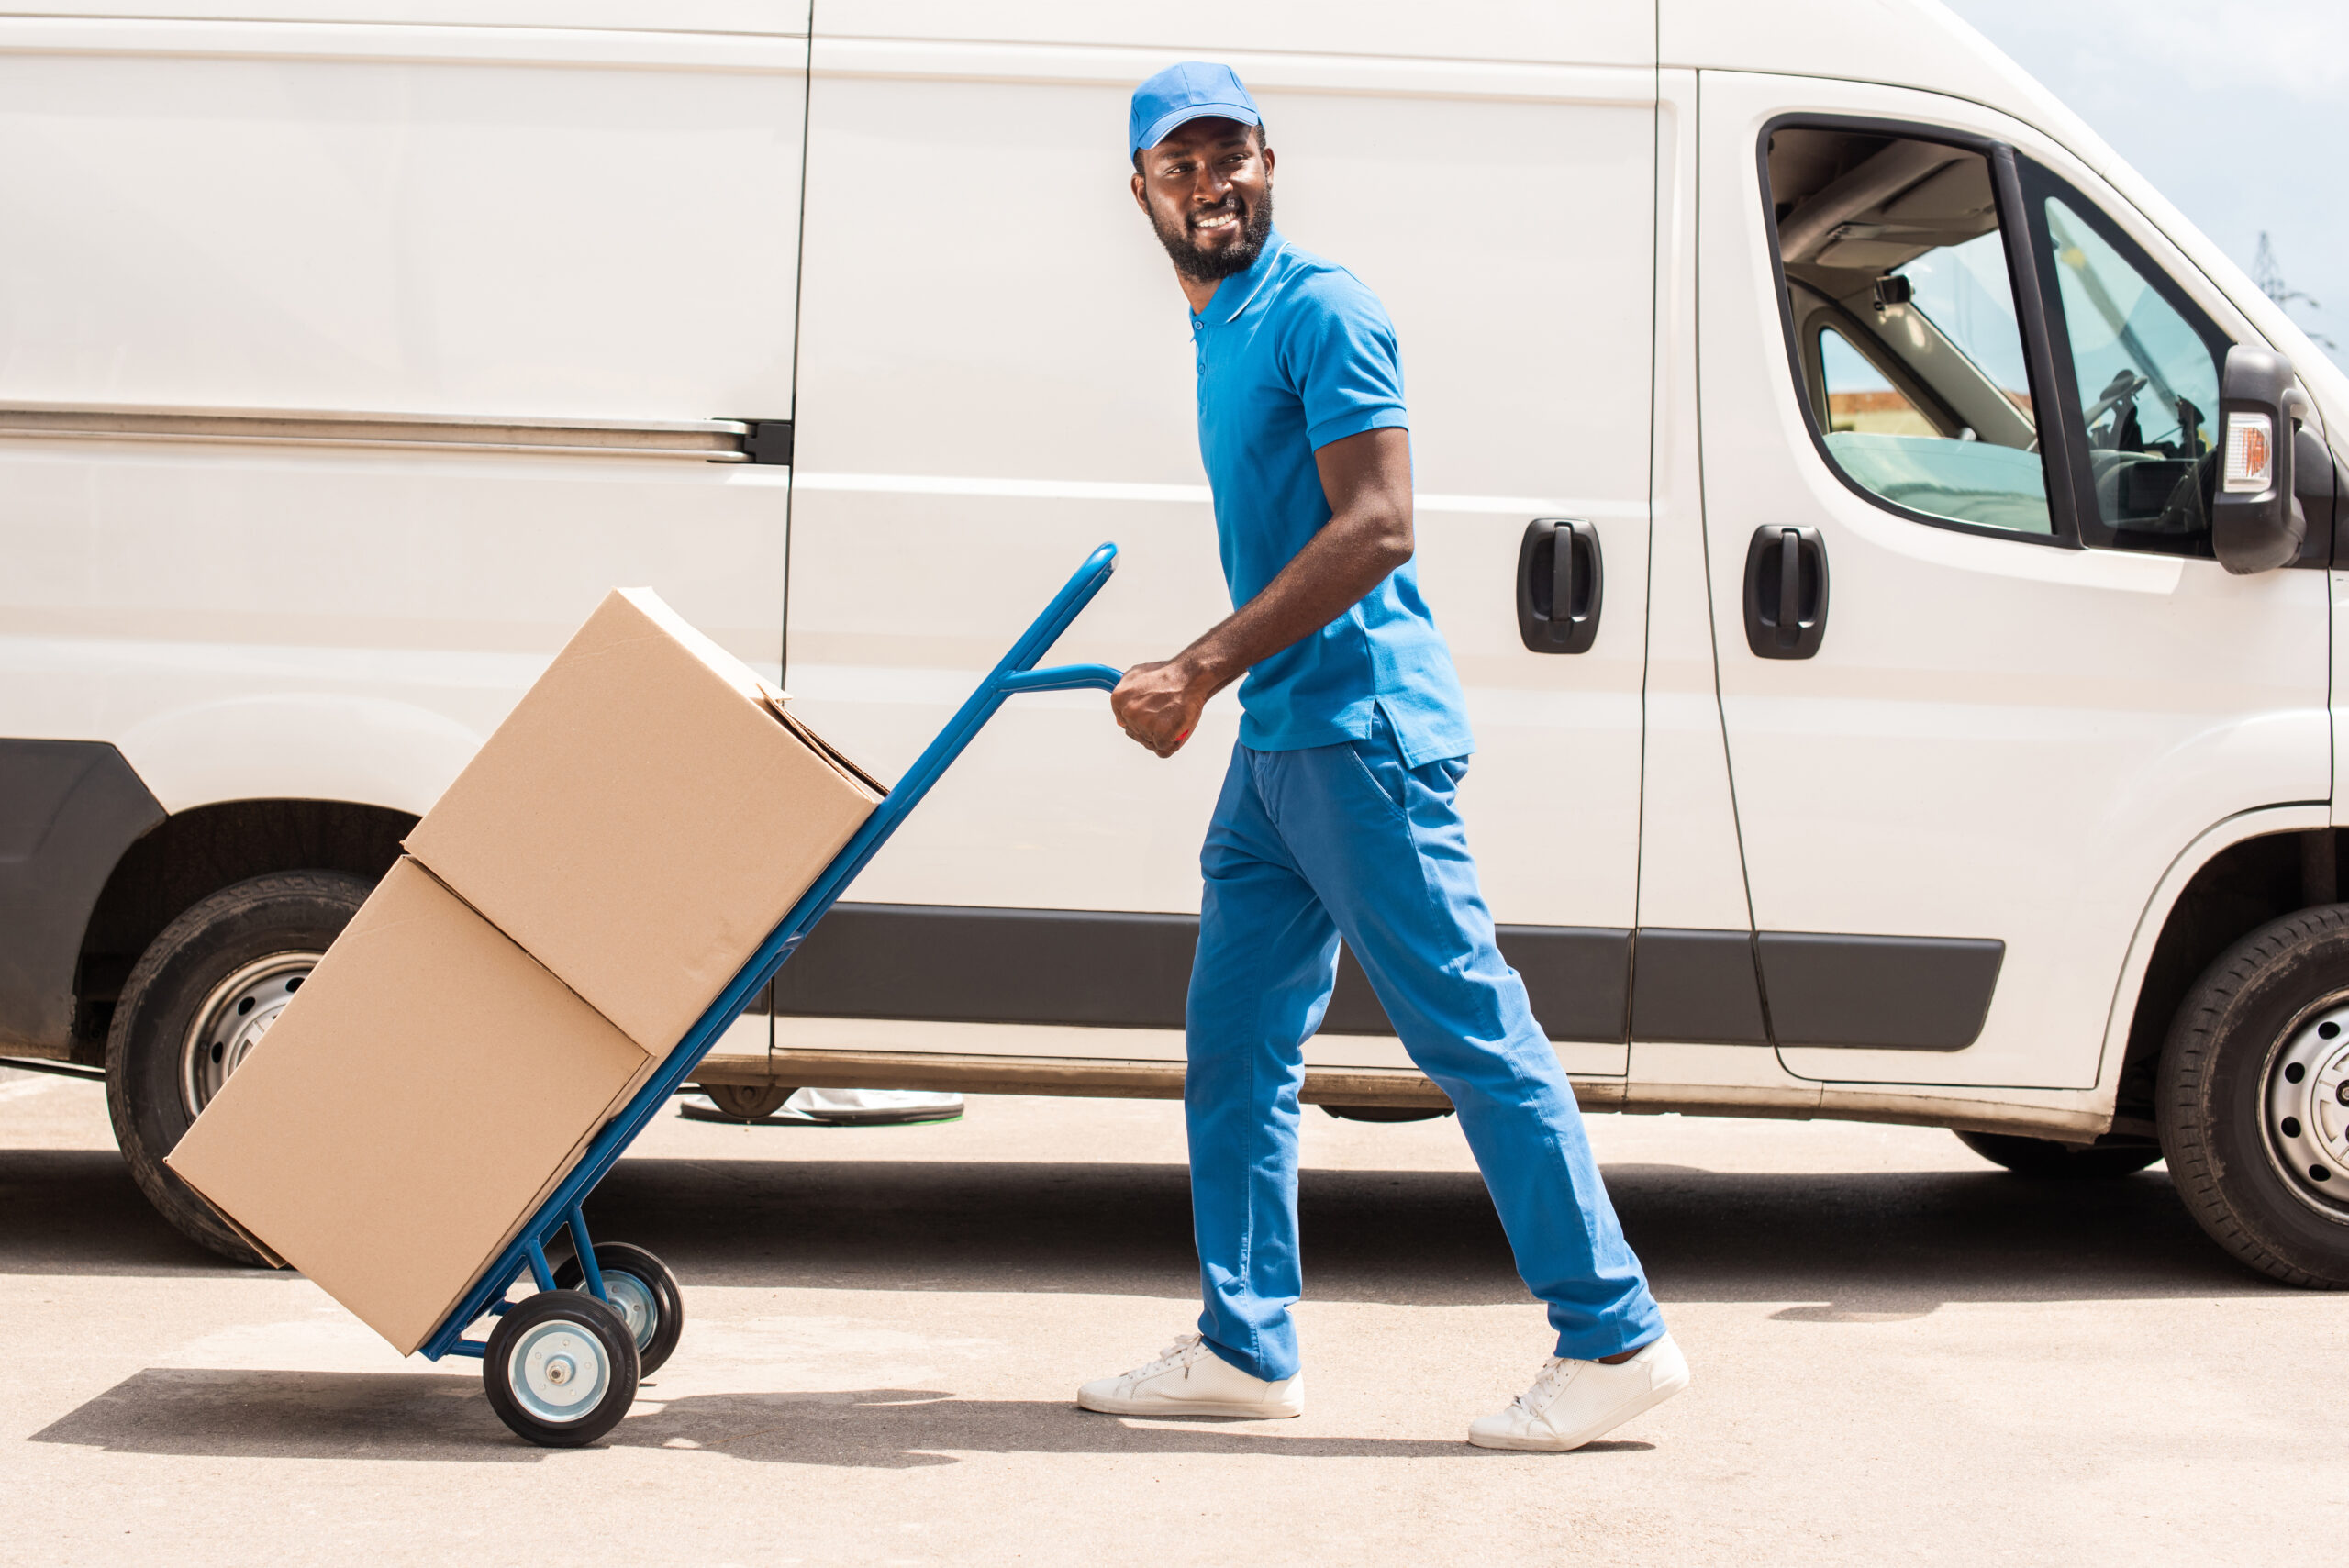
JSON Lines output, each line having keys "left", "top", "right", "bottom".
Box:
{"left": 1943, "top": 0, "right": 2348, "bottom": 366}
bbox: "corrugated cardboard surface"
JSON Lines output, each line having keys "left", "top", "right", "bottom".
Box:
{"left": 167, "top": 859, "right": 652, "bottom": 1355}
{"left": 406, "top": 587, "right": 881, "bottom": 1053}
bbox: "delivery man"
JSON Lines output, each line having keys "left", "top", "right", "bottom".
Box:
{"left": 1076, "top": 63, "right": 1688, "bottom": 1452}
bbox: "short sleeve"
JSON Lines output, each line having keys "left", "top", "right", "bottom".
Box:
{"left": 1282, "top": 273, "right": 1409, "bottom": 451}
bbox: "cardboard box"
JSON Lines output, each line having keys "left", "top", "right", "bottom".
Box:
{"left": 166, "top": 858, "right": 655, "bottom": 1354}
{"left": 405, "top": 587, "right": 884, "bottom": 1053}
{"left": 169, "top": 591, "right": 883, "bottom": 1354}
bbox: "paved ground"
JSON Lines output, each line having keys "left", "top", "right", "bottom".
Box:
{"left": 0, "top": 1059, "right": 2336, "bottom": 1566}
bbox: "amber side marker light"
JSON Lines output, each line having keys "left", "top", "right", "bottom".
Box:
{"left": 2223, "top": 412, "right": 2275, "bottom": 494}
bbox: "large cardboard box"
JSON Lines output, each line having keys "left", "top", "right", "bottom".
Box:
{"left": 169, "top": 590, "right": 884, "bottom": 1354}
{"left": 405, "top": 587, "right": 884, "bottom": 1053}
{"left": 166, "top": 858, "right": 655, "bottom": 1354}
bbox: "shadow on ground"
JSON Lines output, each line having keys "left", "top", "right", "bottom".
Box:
{"left": 14, "top": 1140, "right": 2276, "bottom": 1466}
{"left": 30, "top": 1373, "right": 1627, "bottom": 1467}
{"left": 0, "top": 1142, "right": 2262, "bottom": 1316}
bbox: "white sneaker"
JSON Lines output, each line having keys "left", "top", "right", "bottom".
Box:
{"left": 1467, "top": 1333, "right": 1689, "bottom": 1451}
{"left": 1076, "top": 1333, "right": 1305, "bottom": 1418}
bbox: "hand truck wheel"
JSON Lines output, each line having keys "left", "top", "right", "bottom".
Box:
{"left": 483, "top": 1290, "right": 640, "bottom": 1447}
{"left": 552, "top": 1240, "right": 685, "bottom": 1374}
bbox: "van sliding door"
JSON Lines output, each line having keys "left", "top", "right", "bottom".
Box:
{"left": 783, "top": 5, "right": 1659, "bottom": 1071}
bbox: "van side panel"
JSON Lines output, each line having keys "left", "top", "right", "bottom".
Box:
{"left": 814, "top": 1, "right": 1654, "bottom": 67}
{"left": 0, "top": 446, "right": 796, "bottom": 811}
{"left": 0, "top": 20, "right": 807, "bottom": 825}
{"left": 0, "top": 21, "right": 807, "bottom": 417}
{"left": 7, "top": 4, "right": 808, "bottom": 28}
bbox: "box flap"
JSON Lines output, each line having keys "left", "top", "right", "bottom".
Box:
{"left": 761, "top": 689, "right": 889, "bottom": 801}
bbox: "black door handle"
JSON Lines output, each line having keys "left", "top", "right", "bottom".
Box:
{"left": 1742, "top": 525, "right": 1829, "bottom": 659}
{"left": 1516, "top": 517, "right": 1602, "bottom": 654}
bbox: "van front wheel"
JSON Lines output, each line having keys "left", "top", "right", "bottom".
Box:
{"left": 105, "top": 871, "right": 373, "bottom": 1265}
{"left": 2159, "top": 905, "right": 2349, "bottom": 1287}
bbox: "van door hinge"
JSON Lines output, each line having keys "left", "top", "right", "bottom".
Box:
{"left": 740, "top": 420, "right": 794, "bottom": 466}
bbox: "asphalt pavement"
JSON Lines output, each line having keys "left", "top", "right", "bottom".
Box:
{"left": 0, "top": 1059, "right": 2336, "bottom": 1565}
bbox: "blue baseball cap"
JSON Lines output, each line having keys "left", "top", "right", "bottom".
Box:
{"left": 1129, "top": 61, "right": 1261, "bottom": 159}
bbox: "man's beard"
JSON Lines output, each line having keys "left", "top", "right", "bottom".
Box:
{"left": 1152, "top": 186, "right": 1274, "bottom": 284}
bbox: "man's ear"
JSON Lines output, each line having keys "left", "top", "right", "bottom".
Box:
{"left": 1130, "top": 169, "right": 1149, "bottom": 213}
{"left": 1261, "top": 144, "right": 1275, "bottom": 183}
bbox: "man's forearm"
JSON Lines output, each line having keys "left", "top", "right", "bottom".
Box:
{"left": 1109, "top": 425, "right": 1413, "bottom": 757}
{"left": 1165, "top": 512, "right": 1410, "bottom": 700}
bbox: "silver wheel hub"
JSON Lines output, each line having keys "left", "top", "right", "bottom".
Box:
{"left": 180, "top": 952, "right": 318, "bottom": 1118}
{"left": 2265, "top": 1003, "right": 2349, "bottom": 1218}
{"left": 600, "top": 1272, "right": 657, "bottom": 1351}
{"left": 509, "top": 1321, "right": 609, "bottom": 1424}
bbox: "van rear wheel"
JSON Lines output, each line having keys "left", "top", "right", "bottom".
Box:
{"left": 105, "top": 871, "right": 373, "bottom": 1264}
{"left": 2159, "top": 905, "right": 2349, "bottom": 1287}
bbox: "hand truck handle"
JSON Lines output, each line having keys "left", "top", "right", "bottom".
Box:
{"left": 989, "top": 541, "right": 1121, "bottom": 684}
{"left": 996, "top": 662, "right": 1124, "bottom": 695}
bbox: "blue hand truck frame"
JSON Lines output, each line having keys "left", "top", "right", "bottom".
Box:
{"left": 417, "top": 542, "right": 1124, "bottom": 1438}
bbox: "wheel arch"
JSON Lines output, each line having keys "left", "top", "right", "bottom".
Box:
{"left": 71, "top": 797, "right": 417, "bottom": 1064}
{"left": 2101, "top": 806, "right": 2340, "bottom": 1129}
{"left": 115, "top": 694, "right": 479, "bottom": 818}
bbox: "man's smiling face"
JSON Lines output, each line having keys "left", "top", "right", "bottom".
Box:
{"left": 1131, "top": 116, "right": 1275, "bottom": 285}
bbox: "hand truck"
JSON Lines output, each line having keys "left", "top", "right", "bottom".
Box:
{"left": 415, "top": 541, "right": 1124, "bottom": 1446}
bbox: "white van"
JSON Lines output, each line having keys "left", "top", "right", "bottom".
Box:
{"left": 6, "top": 0, "right": 2345, "bottom": 1287}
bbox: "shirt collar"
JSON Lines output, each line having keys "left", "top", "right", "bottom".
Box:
{"left": 1193, "top": 229, "right": 1290, "bottom": 328}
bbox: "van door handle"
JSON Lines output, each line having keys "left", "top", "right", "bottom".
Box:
{"left": 1742, "top": 526, "right": 1829, "bottom": 659}
{"left": 1515, "top": 517, "right": 1602, "bottom": 654}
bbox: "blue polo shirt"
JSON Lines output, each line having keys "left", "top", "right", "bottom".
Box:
{"left": 1192, "top": 231, "right": 1473, "bottom": 768}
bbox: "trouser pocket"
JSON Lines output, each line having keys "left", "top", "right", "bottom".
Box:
{"left": 1342, "top": 716, "right": 1412, "bottom": 821}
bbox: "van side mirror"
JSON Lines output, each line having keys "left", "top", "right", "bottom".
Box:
{"left": 2212, "top": 345, "right": 2310, "bottom": 574}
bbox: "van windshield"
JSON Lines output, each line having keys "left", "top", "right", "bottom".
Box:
{"left": 2040, "top": 195, "right": 2226, "bottom": 547}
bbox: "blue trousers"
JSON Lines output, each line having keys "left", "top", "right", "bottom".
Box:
{"left": 1185, "top": 714, "right": 1663, "bottom": 1381}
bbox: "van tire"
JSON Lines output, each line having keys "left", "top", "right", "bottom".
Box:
{"left": 105, "top": 871, "right": 374, "bottom": 1265}
{"left": 2158, "top": 904, "right": 2349, "bottom": 1288}
{"left": 1954, "top": 1129, "right": 2163, "bottom": 1178}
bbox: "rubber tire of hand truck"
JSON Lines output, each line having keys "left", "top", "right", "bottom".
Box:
{"left": 552, "top": 1242, "right": 685, "bottom": 1375}
{"left": 484, "top": 1291, "right": 641, "bottom": 1448}
{"left": 106, "top": 870, "right": 374, "bottom": 1266}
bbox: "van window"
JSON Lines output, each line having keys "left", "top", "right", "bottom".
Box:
{"left": 1818, "top": 328, "right": 1934, "bottom": 436}
{"left": 2038, "top": 194, "right": 2228, "bottom": 552}
{"left": 1767, "top": 128, "right": 2052, "bottom": 538}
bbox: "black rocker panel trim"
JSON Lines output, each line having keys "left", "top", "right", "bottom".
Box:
{"left": 772, "top": 906, "right": 1999, "bottom": 1051}
{"left": 777, "top": 906, "right": 1197, "bottom": 1031}
{"left": 0, "top": 740, "right": 165, "bottom": 1051}
{"left": 774, "top": 905, "right": 1633, "bottom": 1042}
{"left": 1485, "top": 925, "right": 1628, "bottom": 1042}
{"left": 1628, "top": 928, "right": 1771, "bottom": 1045}
{"left": 1757, "top": 931, "right": 2005, "bottom": 1051}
